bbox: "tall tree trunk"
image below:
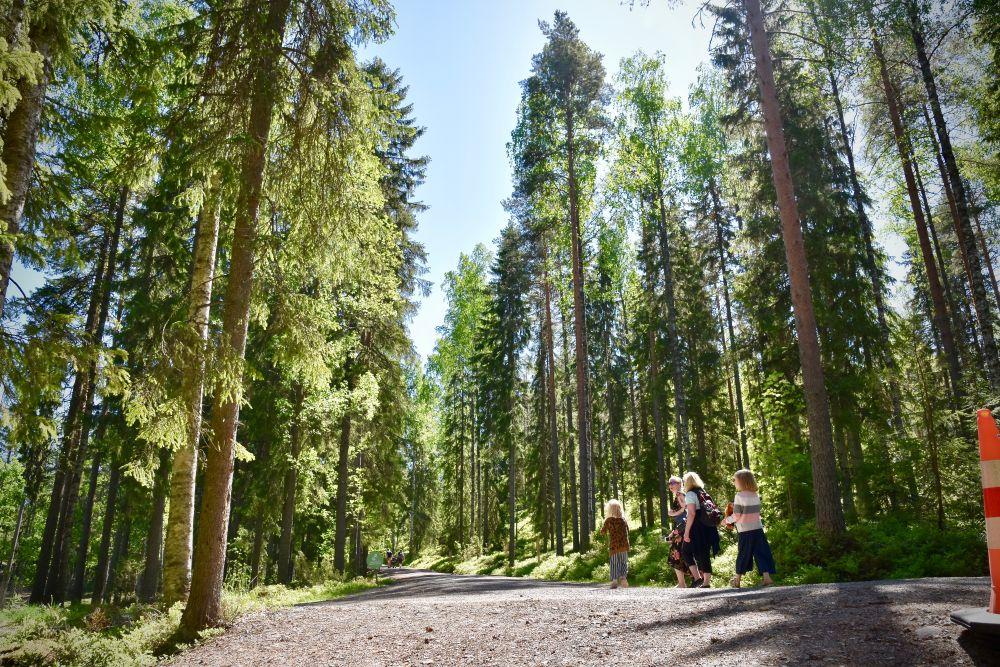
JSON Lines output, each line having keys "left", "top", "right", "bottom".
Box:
{"left": 469, "top": 392, "right": 476, "bottom": 546}
{"left": 559, "top": 303, "right": 580, "bottom": 551}
{"left": 334, "top": 364, "right": 355, "bottom": 573}
{"left": 180, "top": 0, "right": 292, "bottom": 635}
{"left": 642, "top": 216, "right": 670, "bottom": 528}
{"left": 48, "top": 187, "right": 125, "bottom": 603}
{"left": 0, "top": 495, "right": 28, "bottom": 606}
{"left": 69, "top": 448, "right": 101, "bottom": 603}
{"left": 907, "top": 2, "right": 1000, "bottom": 390}
{"left": 507, "top": 356, "right": 516, "bottom": 568}
{"left": 654, "top": 185, "right": 691, "bottom": 470}
{"left": 458, "top": 389, "right": 465, "bottom": 547}
{"left": 249, "top": 517, "right": 265, "bottom": 588}
{"left": 566, "top": 108, "right": 593, "bottom": 549}
{"left": 277, "top": 387, "right": 303, "bottom": 585}
{"left": 0, "top": 19, "right": 52, "bottom": 316}
{"left": 708, "top": 180, "right": 749, "bottom": 467}
{"left": 105, "top": 500, "right": 132, "bottom": 604}
{"left": 542, "top": 245, "right": 564, "bottom": 555}
{"left": 138, "top": 449, "right": 171, "bottom": 602}
{"left": 917, "top": 357, "right": 945, "bottom": 529}
{"left": 872, "top": 32, "right": 964, "bottom": 401}
{"left": 163, "top": 172, "right": 222, "bottom": 606}
{"left": 91, "top": 452, "right": 121, "bottom": 603}
{"left": 972, "top": 207, "right": 1000, "bottom": 310}
{"left": 618, "top": 289, "right": 644, "bottom": 528}
{"left": 30, "top": 213, "right": 113, "bottom": 603}
{"left": 811, "top": 15, "right": 909, "bottom": 445}
{"left": 746, "top": 0, "right": 844, "bottom": 536}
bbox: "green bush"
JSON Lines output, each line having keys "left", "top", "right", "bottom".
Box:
{"left": 410, "top": 518, "right": 987, "bottom": 589}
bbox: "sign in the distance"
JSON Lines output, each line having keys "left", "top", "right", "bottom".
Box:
{"left": 366, "top": 553, "right": 384, "bottom": 570}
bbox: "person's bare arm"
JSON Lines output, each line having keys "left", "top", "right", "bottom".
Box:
{"left": 683, "top": 503, "right": 696, "bottom": 541}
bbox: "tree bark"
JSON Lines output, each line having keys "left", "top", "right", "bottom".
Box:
{"left": 907, "top": 2, "right": 1000, "bottom": 390}
{"left": 277, "top": 387, "right": 303, "bottom": 585}
{"left": 654, "top": 186, "right": 691, "bottom": 470}
{"left": 642, "top": 213, "right": 670, "bottom": 529}
{"left": 541, "top": 242, "right": 563, "bottom": 555}
{"left": 0, "top": 18, "right": 52, "bottom": 316}
{"left": 618, "top": 288, "right": 645, "bottom": 528}
{"left": 69, "top": 448, "right": 101, "bottom": 603}
{"left": 180, "top": 0, "right": 291, "bottom": 635}
{"left": 566, "top": 107, "right": 593, "bottom": 549}
{"left": 163, "top": 172, "right": 222, "bottom": 606}
{"left": 708, "top": 179, "right": 749, "bottom": 467}
{"left": 47, "top": 187, "right": 125, "bottom": 603}
{"left": 91, "top": 452, "right": 121, "bottom": 603}
{"left": 458, "top": 389, "right": 465, "bottom": 547}
{"left": 872, "top": 33, "right": 964, "bottom": 401}
{"left": 105, "top": 500, "right": 132, "bottom": 604}
{"left": 559, "top": 301, "right": 580, "bottom": 551}
{"left": 507, "top": 351, "right": 516, "bottom": 567}
{"left": 249, "top": 517, "right": 265, "bottom": 588}
{"left": 138, "top": 449, "right": 171, "bottom": 602}
{"left": 746, "top": 0, "right": 844, "bottom": 536}
{"left": 30, "top": 214, "right": 112, "bottom": 603}
{"left": 334, "top": 363, "right": 355, "bottom": 573}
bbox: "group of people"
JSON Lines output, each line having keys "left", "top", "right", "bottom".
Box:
{"left": 599, "top": 469, "right": 776, "bottom": 590}
{"left": 384, "top": 549, "right": 405, "bottom": 568}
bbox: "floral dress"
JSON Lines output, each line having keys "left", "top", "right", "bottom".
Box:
{"left": 667, "top": 502, "right": 687, "bottom": 571}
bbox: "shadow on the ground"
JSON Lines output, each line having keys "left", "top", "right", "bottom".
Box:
{"left": 631, "top": 577, "right": 999, "bottom": 665}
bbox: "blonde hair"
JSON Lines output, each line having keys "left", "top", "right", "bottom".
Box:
{"left": 605, "top": 499, "right": 625, "bottom": 519}
{"left": 668, "top": 476, "right": 682, "bottom": 486}
{"left": 733, "top": 469, "right": 758, "bottom": 492}
{"left": 683, "top": 471, "right": 705, "bottom": 492}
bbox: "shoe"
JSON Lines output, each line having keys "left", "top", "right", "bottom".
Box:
{"left": 610, "top": 581, "right": 618, "bottom": 589}
{"left": 729, "top": 577, "right": 741, "bottom": 588}
{"left": 698, "top": 580, "right": 712, "bottom": 588}
{"left": 690, "top": 578, "right": 703, "bottom": 588}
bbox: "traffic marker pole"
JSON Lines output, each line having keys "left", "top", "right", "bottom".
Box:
{"left": 951, "top": 408, "right": 1000, "bottom": 635}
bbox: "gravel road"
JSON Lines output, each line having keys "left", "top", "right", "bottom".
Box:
{"left": 168, "top": 569, "right": 1000, "bottom": 666}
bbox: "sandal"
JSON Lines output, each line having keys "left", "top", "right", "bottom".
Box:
{"left": 729, "top": 577, "right": 741, "bottom": 588}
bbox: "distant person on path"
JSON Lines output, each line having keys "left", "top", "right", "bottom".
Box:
{"left": 665, "top": 476, "right": 696, "bottom": 588}
{"left": 385, "top": 548, "right": 393, "bottom": 567}
{"left": 723, "top": 469, "right": 775, "bottom": 588}
{"left": 599, "top": 499, "right": 630, "bottom": 589}
{"left": 682, "top": 472, "right": 722, "bottom": 588}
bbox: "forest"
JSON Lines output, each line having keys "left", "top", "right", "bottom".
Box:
{"left": 0, "top": 0, "right": 997, "bottom": 662}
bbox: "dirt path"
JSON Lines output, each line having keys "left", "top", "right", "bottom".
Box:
{"left": 169, "top": 569, "right": 1000, "bottom": 666}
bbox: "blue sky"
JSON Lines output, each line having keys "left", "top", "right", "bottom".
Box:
{"left": 364, "top": 0, "right": 716, "bottom": 360}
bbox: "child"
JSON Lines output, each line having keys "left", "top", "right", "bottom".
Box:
{"left": 599, "top": 499, "right": 630, "bottom": 589}
{"left": 723, "top": 469, "right": 776, "bottom": 588}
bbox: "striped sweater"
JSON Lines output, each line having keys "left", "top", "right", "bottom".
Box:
{"left": 723, "top": 491, "right": 764, "bottom": 532}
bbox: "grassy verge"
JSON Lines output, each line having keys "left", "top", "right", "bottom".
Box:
{"left": 0, "top": 578, "right": 383, "bottom": 666}
{"left": 410, "top": 518, "right": 988, "bottom": 588}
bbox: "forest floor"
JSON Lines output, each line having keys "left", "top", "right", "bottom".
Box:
{"left": 168, "top": 569, "right": 1000, "bottom": 666}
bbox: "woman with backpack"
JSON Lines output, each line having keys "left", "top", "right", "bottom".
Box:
{"left": 681, "top": 471, "right": 722, "bottom": 588}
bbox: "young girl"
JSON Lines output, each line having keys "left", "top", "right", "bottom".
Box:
{"left": 723, "top": 469, "right": 776, "bottom": 588}
{"left": 599, "top": 499, "right": 630, "bottom": 589}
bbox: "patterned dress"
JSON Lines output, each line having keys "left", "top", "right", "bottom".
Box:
{"left": 667, "top": 502, "right": 687, "bottom": 571}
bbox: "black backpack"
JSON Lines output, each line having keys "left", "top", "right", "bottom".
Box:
{"left": 694, "top": 488, "right": 723, "bottom": 527}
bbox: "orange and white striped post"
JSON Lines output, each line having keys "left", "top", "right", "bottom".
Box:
{"left": 952, "top": 408, "right": 1000, "bottom": 635}
{"left": 978, "top": 408, "right": 1000, "bottom": 614}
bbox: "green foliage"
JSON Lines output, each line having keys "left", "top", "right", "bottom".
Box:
{"left": 0, "top": 579, "right": 382, "bottom": 666}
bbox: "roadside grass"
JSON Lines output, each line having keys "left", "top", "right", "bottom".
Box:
{"left": 0, "top": 578, "right": 383, "bottom": 666}
{"left": 409, "top": 517, "right": 988, "bottom": 589}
